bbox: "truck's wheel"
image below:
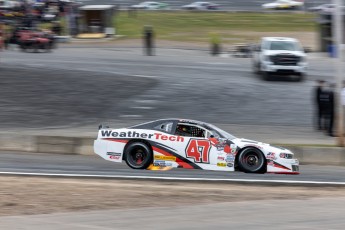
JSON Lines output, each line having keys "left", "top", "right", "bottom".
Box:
{"left": 294, "top": 73, "right": 305, "bottom": 82}
{"left": 253, "top": 62, "right": 260, "bottom": 74}
{"left": 124, "top": 142, "right": 153, "bottom": 169}
{"left": 262, "top": 71, "right": 271, "bottom": 81}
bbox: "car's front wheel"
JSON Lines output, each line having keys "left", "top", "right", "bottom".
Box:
{"left": 262, "top": 71, "right": 271, "bottom": 81}
{"left": 124, "top": 142, "right": 153, "bottom": 169}
{"left": 238, "top": 147, "right": 266, "bottom": 173}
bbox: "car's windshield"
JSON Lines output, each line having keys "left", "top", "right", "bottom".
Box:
{"left": 205, "top": 123, "right": 236, "bottom": 140}
{"left": 269, "top": 41, "right": 301, "bottom": 51}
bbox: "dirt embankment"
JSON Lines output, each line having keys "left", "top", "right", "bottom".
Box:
{"left": 1, "top": 176, "right": 345, "bottom": 216}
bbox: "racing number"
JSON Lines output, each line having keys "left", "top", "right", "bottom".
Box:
{"left": 186, "top": 139, "right": 211, "bottom": 163}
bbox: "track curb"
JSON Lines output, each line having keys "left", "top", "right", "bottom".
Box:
{"left": 1, "top": 172, "right": 345, "bottom": 187}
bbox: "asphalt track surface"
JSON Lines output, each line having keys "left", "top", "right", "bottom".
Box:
{"left": 78, "top": 0, "right": 328, "bottom": 11}
{"left": 0, "top": 47, "right": 336, "bottom": 129}
{"left": 1, "top": 152, "right": 345, "bottom": 184}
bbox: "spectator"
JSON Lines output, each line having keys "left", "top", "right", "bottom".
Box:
{"left": 326, "top": 83, "right": 335, "bottom": 137}
{"left": 51, "top": 21, "right": 62, "bottom": 36}
{"left": 143, "top": 25, "right": 154, "bottom": 56}
{"left": 341, "top": 81, "right": 345, "bottom": 107}
{"left": 314, "top": 80, "right": 325, "bottom": 130}
{"left": 319, "top": 80, "right": 330, "bottom": 131}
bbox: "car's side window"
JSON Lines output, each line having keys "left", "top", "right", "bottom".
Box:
{"left": 175, "top": 124, "right": 206, "bottom": 138}
{"left": 154, "top": 122, "right": 173, "bottom": 133}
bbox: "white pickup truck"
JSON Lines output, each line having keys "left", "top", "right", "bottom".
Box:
{"left": 252, "top": 37, "right": 307, "bottom": 81}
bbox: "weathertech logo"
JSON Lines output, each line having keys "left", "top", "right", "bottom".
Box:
{"left": 101, "top": 130, "right": 184, "bottom": 142}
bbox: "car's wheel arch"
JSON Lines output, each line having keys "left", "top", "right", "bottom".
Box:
{"left": 235, "top": 147, "right": 267, "bottom": 173}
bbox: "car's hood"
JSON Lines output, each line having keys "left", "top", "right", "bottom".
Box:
{"left": 262, "top": 50, "right": 305, "bottom": 56}
{"left": 263, "top": 3, "right": 279, "bottom": 7}
{"left": 232, "top": 138, "right": 292, "bottom": 153}
{"left": 131, "top": 4, "right": 145, "bottom": 7}
{"left": 263, "top": 2, "right": 302, "bottom": 7}
{"left": 182, "top": 4, "right": 197, "bottom": 7}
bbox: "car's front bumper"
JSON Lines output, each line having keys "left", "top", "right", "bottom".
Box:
{"left": 267, "top": 158, "right": 300, "bottom": 174}
{"left": 261, "top": 61, "right": 307, "bottom": 75}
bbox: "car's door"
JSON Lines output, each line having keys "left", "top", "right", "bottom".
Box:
{"left": 164, "top": 123, "right": 227, "bottom": 168}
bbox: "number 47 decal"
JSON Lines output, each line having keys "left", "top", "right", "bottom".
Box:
{"left": 185, "top": 139, "right": 211, "bottom": 163}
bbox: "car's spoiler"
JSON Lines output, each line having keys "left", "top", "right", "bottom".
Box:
{"left": 98, "top": 124, "right": 110, "bottom": 130}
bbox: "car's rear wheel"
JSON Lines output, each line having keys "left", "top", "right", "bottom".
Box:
{"left": 124, "top": 142, "right": 153, "bottom": 169}
{"left": 238, "top": 147, "right": 266, "bottom": 173}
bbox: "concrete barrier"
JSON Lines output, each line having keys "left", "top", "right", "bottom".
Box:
{"left": 1, "top": 134, "right": 345, "bottom": 166}
{"left": 0, "top": 134, "right": 36, "bottom": 152}
{"left": 283, "top": 146, "right": 345, "bottom": 166}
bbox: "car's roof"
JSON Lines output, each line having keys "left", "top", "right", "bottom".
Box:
{"left": 129, "top": 118, "right": 208, "bottom": 129}
{"left": 262, "top": 37, "right": 298, "bottom": 42}
{"left": 151, "top": 118, "right": 206, "bottom": 125}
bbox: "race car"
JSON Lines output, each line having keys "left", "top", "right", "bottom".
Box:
{"left": 262, "top": 0, "right": 304, "bottom": 10}
{"left": 94, "top": 119, "right": 299, "bottom": 174}
{"left": 130, "top": 1, "right": 169, "bottom": 10}
{"left": 181, "top": 2, "right": 219, "bottom": 10}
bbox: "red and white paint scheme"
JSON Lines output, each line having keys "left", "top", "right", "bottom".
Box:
{"left": 94, "top": 119, "right": 299, "bottom": 174}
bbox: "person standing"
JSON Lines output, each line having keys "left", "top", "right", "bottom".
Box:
{"left": 326, "top": 83, "right": 335, "bottom": 136}
{"left": 314, "top": 80, "right": 325, "bottom": 130}
{"left": 143, "top": 25, "right": 154, "bottom": 56}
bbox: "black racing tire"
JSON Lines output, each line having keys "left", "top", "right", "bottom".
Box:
{"left": 33, "top": 43, "right": 39, "bottom": 53}
{"left": 253, "top": 62, "right": 260, "bottom": 75}
{"left": 124, "top": 142, "right": 153, "bottom": 169}
{"left": 238, "top": 147, "right": 266, "bottom": 173}
{"left": 262, "top": 71, "right": 271, "bottom": 81}
{"left": 294, "top": 73, "right": 305, "bottom": 82}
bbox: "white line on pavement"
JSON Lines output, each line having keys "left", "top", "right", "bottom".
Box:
{"left": 131, "top": 106, "right": 154, "bottom": 110}
{"left": 0, "top": 172, "right": 344, "bottom": 186}
{"left": 119, "top": 115, "right": 143, "bottom": 118}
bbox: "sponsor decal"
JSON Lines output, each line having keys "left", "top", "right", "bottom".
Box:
{"left": 267, "top": 152, "right": 276, "bottom": 160}
{"left": 186, "top": 139, "right": 211, "bottom": 163}
{"left": 209, "top": 138, "right": 226, "bottom": 151}
{"left": 107, "top": 152, "right": 121, "bottom": 160}
{"left": 267, "top": 159, "right": 274, "bottom": 166}
{"left": 215, "top": 144, "right": 225, "bottom": 151}
{"left": 280, "top": 153, "right": 286, "bottom": 158}
{"left": 217, "top": 162, "right": 226, "bottom": 167}
{"left": 217, "top": 156, "right": 225, "bottom": 161}
{"left": 153, "top": 160, "right": 172, "bottom": 167}
{"left": 225, "top": 154, "right": 235, "bottom": 163}
{"left": 227, "top": 163, "right": 234, "bottom": 167}
{"left": 230, "top": 144, "right": 237, "bottom": 153}
{"left": 154, "top": 155, "right": 176, "bottom": 161}
{"left": 101, "top": 130, "right": 184, "bottom": 142}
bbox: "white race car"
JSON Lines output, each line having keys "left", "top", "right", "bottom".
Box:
{"left": 130, "top": 1, "right": 169, "bottom": 10}
{"left": 262, "top": 0, "right": 304, "bottom": 10}
{"left": 94, "top": 119, "right": 299, "bottom": 174}
{"left": 181, "top": 2, "right": 219, "bottom": 10}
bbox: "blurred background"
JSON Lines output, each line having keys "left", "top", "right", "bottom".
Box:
{"left": 1, "top": 0, "right": 345, "bottom": 229}
{"left": 0, "top": 0, "right": 341, "bottom": 129}
{"left": 0, "top": 0, "right": 343, "bottom": 142}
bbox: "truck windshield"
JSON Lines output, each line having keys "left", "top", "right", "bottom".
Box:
{"left": 269, "top": 41, "right": 300, "bottom": 51}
